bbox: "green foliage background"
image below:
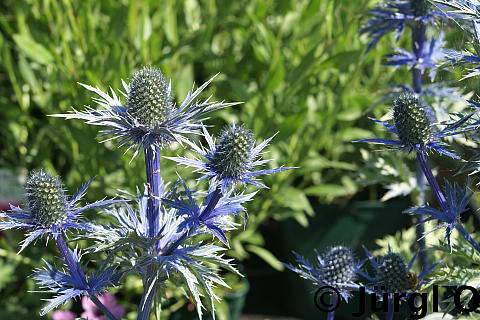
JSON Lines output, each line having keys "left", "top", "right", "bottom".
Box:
{"left": 0, "top": 0, "right": 428, "bottom": 319}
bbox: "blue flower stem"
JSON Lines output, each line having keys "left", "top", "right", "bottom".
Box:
{"left": 385, "top": 298, "right": 394, "bottom": 320}
{"left": 411, "top": 21, "right": 426, "bottom": 95}
{"left": 55, "top": 235, "right": 119, "bottom": 320}
{"left": 415, "top": 158, "right": 429, "bottom": 269}
{"left": 455, "top": 223, "right": 480, "bottom": 253}
{"left": 144, "top": 146, "right": 162, "bottom": 238}
{"left": 90, "top": 295, "right": 121, "bottom": 320}
{"left": 138, "top": 146, "right": 162, "bottom": 320}
{"left": 416, "top": 151, "right": 448, "bottom": 212}
{"left": 326, "top": 294, "right": 337, "bottom": 320}
{"left": 412, "top": 18, "right": 429, "bottom": 270}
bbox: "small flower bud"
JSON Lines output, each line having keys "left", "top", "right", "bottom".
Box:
{"left": 375, "top": 252, "right": 409, "bottom": 293}
{"left": 127, "top": 67, "right": 173, "bottom": 128}
{"left": 210, "top": 124, "right": 255, "bottom": 179}
{"left": 393, "top": 92, "right": 432, "bottom": 147}
{"left": 322, "top": 246, "right": 356, "bottom": 285}
{"left": 26, "top": 170, "right": 68, "bottom": 227}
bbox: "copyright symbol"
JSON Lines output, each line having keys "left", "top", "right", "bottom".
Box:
{"left": 314, "top": 286, "right": 341, "bottom": 312}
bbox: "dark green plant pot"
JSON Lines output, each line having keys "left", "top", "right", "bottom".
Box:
{"left": 224, "top": 277, "right": 250, "bottom": 320}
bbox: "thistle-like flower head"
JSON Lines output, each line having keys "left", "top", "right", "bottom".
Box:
{"left": 53, "top": 67, "right": 239, "bottom": 159}
{"left": 283, "top": 245, "right": 362, "bottom": 301}
{"left": 375, "top": 252, "right": 409, "bottom": 293}
{"left": 209, "top": 124, "right": 255, "bottom": 180}
{"left": 167, "top": 123, "right": 292, "bottom": 193}
{"left": 361, "top": 246, "right": 440, "bottom": 297}
{"left": 25, "top": 170, "right": 68, "bottom": 227}
{"left": 0, "top": 169, "right": 121, "bottom": 252}
{"left": 393, "top": 92, "right": 432, "bottom": 146}
{"left": 322, "top": 245, "right": 357, "bottom": 286}
{"left": 356, "top": 91, "right": 475, "bottom": 159}
{"left": 126, "top": 67, "right": 173, "bottom": 129}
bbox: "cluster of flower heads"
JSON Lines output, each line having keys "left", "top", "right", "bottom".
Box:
{"left": 284, "top": 245, "right": 439, "bottom": 302}
{"left": 28, "top": 65, "right": 289, "bottom": 319}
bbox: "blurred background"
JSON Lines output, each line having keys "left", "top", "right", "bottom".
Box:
{"left": 0, "top": 0, "right": 474, "bottom": 319}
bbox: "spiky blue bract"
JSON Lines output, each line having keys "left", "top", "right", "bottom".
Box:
{"left": 166, "top": 124, "right": 292, "bottom": 194}
{"left": 32, "top": 247, "right": 121, "bottom": 315}
{"left": 52, "top": 67, "right": 240, "bottom": 160}
{"left": 361, "top": 0, "right": 445, "bottom": 55}
{"left": 162, "top": 179, "right": 255, "bottom": 245}
{"left": 385, "top": 32, "right": 446, "bottom": 80}
{"left": 361, "top": 247, "right": 440, "bottom": 298}
{"left": 405, "top": 180, "right": 477, "bottom": 251}
{"left": 355, "top": 92, "right": 475, "bottom": 159}
{"left": 148, "top": 243, "right": 239, "bottom": 319}
{"left": 283, "top": 245, "right": 362, "bottom": 301}
{"left": 0, "top": 170, "right": 121, "bottom": 252}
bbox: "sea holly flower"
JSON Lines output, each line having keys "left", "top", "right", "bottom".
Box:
{"left": 53, "top": 66, "right": 239, "bottom": 159}
{"left": 360, "top": 247, "right": 440, "bottom": 319}
{"left": 81, "top": 292, "right": 126, "bottom": 320}
{"left": 405, "top": 180, "right": 480, "bottom": 251}
{"left": 361, "top": 0, "right": 445, "bottom": 55}
{"left": 167, "top": 123, "right": 292, "bottom": 194}
{"left": 0, "top": 170, "right": 120, "bottom": 252}
{"left": 385, "top": 32, "right": 446, "bottom": 80}
{"left": 283, "top": 245, "right": 363, "bottom": 301}
{"left": 356, "top": 91, "right": 474, "bottom": 159}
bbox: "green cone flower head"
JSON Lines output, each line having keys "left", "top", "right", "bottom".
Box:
{"left": 126, "top": 66, "right": 173, "bottom": 128}
{"left": 322, "top": 245, "right": 356, "bottom": 285}
{"left": 393, "top": 92, "right": 432, "bottom": 147}
{"left": 26, "top": 170, "right": 68, "bottom": 227}
{"left": 375, "top": 252, "right": 408, "bottom": 293}
{"left": 210, "top": 124, "right": 255, "bottom": 179}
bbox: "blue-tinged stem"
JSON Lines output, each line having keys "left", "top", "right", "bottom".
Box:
{"left": 138, "top": 146, "right": 162, "bottom": 320}
{"left": 411, "top": 21, "right": 426, "bottom": 94}
{"left": 326, "top": 294, "right": 337, "bottom": 320}
{"left": 412, "top": 19, "right": 429, "bottom": 270}
{"left": 55, "top": 235, "right": 119, "bottom": 320}
{"left": 415, "top": 158, "right": 429, "bottom": 270}
{"left": 416, "top": 151, "right": 448, "bottom": 212}
{"left": 456, "top": 223, "right": 480, "bottom": 253}
{"left": 144, "top": 146, "right": 162, "bottom": 239}
{"left": 385, "top": 299, "right": 394, "bottom": 320}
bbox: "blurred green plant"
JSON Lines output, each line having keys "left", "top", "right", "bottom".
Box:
{"left": 0, "top": 0, "right": 416, "bottom": 317}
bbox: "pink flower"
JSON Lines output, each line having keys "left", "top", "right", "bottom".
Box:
{"left": 81, "top": 292, "right": 125, "bottom": 320}
{"left": 52, "top": 310, "right": 76, "bottom": 320}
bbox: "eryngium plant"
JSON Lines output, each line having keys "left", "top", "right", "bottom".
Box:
{"left": 0, "top": 66, "right": 291, "bottom": 319}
